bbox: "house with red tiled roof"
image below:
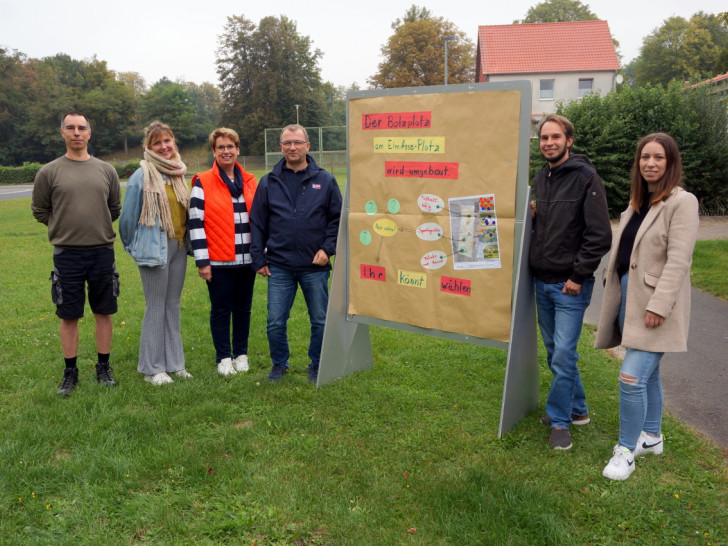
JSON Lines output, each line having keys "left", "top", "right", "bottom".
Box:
{"left": 477, "top": 21, "right": 621, "bottom": 124}
{"left": 690, "top": 71, "right": 728, "bottom": 94}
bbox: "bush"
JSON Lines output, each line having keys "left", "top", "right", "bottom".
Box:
{"left": 535, "top": 83, "right": 728, "bottom": 217}
{"left": 0, "top": 163, "right": 43, "bottom": 184}
{"left": 110, "top": 160, "right": 141, "bottom": 179}
{"left": 0, "top": 160, "right": 143, "bottom": 184}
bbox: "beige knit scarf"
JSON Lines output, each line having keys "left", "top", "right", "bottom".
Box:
{"left": 139, "top": 149, "right": 189, "bottom": 236}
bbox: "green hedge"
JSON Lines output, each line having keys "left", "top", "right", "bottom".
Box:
{"left": 0, "top": 160, "right": 141, "bottom": 184}
{"left": 110, "top": 160, "right": 140, "bottom": 179}
{"left": 0, "top": 163, "right": 43, "bottom": 184}
{"left": 551, "top": 83, "right": 728, "bottom": 217}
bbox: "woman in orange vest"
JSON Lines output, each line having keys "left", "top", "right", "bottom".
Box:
{"left": 188, "top": 128, "right": 258, "bottom": 375}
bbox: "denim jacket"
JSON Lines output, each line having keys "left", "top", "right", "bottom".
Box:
{"left": 119, "top": 168, "right": 187, "bottom": 267}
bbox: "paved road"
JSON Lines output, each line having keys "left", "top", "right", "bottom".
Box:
{"left": 0, "top": 183, "right": 128, "bottom": 200}
{"left": 585, "top": 218, "right": 728, "bottom": 450}
{"left": 0, "top": 185, "right": 33, "bottom": 200}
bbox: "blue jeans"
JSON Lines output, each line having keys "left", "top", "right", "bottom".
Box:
{"left": 206, "top": 266, "right": 256, "bottom": 362}
{"left": 535, "top": 278, "right": 594, "bottom": 429}
{"left": 618, "top": 273, "right": 664, "bottom": 451}
{"left": 266, "top": 265, "right": 330, "bottom": 368}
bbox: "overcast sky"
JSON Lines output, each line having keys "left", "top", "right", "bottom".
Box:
{"left": 1, "top": 0, "right": 725, "bottom": 89}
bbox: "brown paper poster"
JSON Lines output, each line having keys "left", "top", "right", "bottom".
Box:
{"left": 347, "top": 89, "right": 521, "bottom": 342}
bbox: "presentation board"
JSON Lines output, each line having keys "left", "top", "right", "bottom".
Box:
{"left": 318, "top": 82, "right": 539, "bottom": 436}
{"left": 346, "top": 87, "right": 521, "bottom": 341}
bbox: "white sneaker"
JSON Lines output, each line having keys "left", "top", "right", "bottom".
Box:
{"left": 217, "top": 358, "right": 236, "bottom": 376}
{"left": 173, "top": 369, "right": 193, "bottom": 379}
{"left": 232, "top": 354, "right": 249, "bottom": 372}
{"left": 634, "top": 431, "right": 664, "bottom": 456}
{"left": 603, "top": 445, "right": 635, "bottom": 481}
{"left": 145, "top": 372, "right": 174, "bottom": 385}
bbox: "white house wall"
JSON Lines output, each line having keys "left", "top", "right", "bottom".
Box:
{"left": 487, "top": 71, "right": 616, "bottom": 119}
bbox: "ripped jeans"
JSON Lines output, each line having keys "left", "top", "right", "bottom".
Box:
{"left": 618, "top": 273, "right": 664, "bottom": 451}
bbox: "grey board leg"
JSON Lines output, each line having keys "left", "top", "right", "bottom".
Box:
{"left": 498, "top": 189, "right": 539, "bottom": 436}
{"left": 317, "top": 181, "right": 374, "bottom": 387}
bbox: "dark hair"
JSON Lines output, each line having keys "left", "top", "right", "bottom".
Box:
{"left": 536, "top": 114, "right": 574, "bottom": 142}
{"left": 60, "top": 110, "right": 90, "bottom": 130}
{"left": 630, "top": 132, "right": 683, "bottom": 210}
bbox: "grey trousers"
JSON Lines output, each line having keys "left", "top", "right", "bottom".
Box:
{"left": 137, "top": 242, "right": 187, "bottom": 375}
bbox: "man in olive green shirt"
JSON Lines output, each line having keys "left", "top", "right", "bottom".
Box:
{"left": 31, "top": 110, "right": 121, "bottom": 396}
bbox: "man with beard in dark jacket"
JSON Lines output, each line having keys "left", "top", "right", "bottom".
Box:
{"left": 250, "top": 124, "right": 342, "bottom": 384}
{"left": 529, "top": 114, "right": 611, "bottom": 450}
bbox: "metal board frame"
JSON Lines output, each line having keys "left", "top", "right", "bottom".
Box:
{"left": 317, "top": 81, "right": 538, "bottom": 437}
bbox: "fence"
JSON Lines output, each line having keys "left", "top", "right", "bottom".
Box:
{"left": 183, "top": 154, "right": 346, "bottom": 176}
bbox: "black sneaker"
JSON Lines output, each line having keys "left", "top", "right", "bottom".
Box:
{"left": 308, "top": 363, "right": 319, "bottom": 384}
{"left": 267, "top": 364, "right": 288, "bottom": 382}
{"left": 96, "top": 363, "right": 118, "bottom": 387}
{"left": 549, "top": 428, "right": 573, "bottom": 450}
{"left": 57, "top": 367, "right": 79, "bottom": 396}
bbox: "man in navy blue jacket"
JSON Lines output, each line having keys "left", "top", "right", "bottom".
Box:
{"left": 250, "top": 124, "right": 343, "bottom": 383}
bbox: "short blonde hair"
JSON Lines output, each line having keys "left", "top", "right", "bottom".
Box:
{"left": 280, "top": 124, "right": 309, "bottom": 142}
{"left": 209, "top": 127, "right": 240, "bottom": 150}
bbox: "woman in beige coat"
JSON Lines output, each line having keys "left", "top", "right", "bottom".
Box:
{"left": 595, "top": 133, "right": 698, "bottom": 481}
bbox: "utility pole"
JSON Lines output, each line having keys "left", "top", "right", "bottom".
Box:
{"left": 444, "top": 36, "right": 456, "bottom": 85}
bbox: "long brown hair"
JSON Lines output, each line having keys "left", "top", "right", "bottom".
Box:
{"left": 629, "top": 132, "right": 683, "bottom": 211}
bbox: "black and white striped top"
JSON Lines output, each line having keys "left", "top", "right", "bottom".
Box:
{"left": 188, "top": 174, "right": 252, "bottom": 268}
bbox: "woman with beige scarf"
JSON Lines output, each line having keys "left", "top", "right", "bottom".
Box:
{"left": 119, "top": 121, "right": 192, "bottom": 385}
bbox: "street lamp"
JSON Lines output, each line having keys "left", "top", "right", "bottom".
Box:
{"left": 295, "top": 104, "right": 300, "bottom": 124}
{"left": 444, "top": 36, "right": 456, "bottom": 85}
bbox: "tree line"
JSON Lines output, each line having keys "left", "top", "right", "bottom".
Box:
{"left": 0, "top": 49, "right": 225, "bottom": 165}
{"left": 0, "top": 15, "right": 349, "bottom": 166}
{"left": 2, "top": 3, "right": 728, "bottom": 214}
{"left": 513, "top": 1, "right": 728, "bottom": 216}
{"left": 543, "top": 83, "right": 728, "bottom": 217}
{"left": 370, "top": 2, "right": 728, "bottom": 90}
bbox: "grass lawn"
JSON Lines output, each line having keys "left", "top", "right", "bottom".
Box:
{"left": 1, "top": 196, "right": 726, "bottom": 544}
{"left": 692, "top": 240, "right": 728, "bottom": 300}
